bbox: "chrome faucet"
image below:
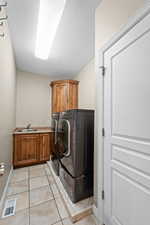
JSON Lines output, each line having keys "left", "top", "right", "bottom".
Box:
{"left": 26, "top": 123, "right": 31, "bottom": 129}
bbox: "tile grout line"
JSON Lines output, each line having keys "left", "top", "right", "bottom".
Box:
{"left": 28, "top": 165, "right": 62, "bottom": 218}
{"left": 6, "top": 168, "right": 29, "bottom": 196}
{"left": 7, "top": 190, "right": 29, "bottom": 197}
{"left": 29, "top": 184, "right": 51, "bottom": 192}
{"left": 8, "top": 179, "right": 49, "bottom": 196}
{"left": 46, "top": 164, "right": 69, "bottom": 225}
{"left": 45, "top": 166, "right": 63, "bottom": 225}
{"left": 46, "top": 164, "right": 66, "bottom": 223}
{"left": 1, "top": 168, "right": 29, "bottom": 219}
{"left": 44, "top": 165, "right": 64, "bottom": 224}
{"left": 1, "top": 165, "right": 65, "bottom": 225}
{"left": 28, "top": 165, "right": 56, "bottom": 210}
{"left": 29, "top": 199, "right": 55, "bottom": 209}
{"left": 9, "top": 177, "right": 29, "bottom": 185}
{"left": 28, "top": 167, "right": 31, "bottom": 225}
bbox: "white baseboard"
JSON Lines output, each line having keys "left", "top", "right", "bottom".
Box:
{"left": 0, "top": 166, "right": 13, "bottom": 210}
{"left": 92, "top": 205, "right": 103, "bottom": 225}
{"left": 92, "top": 205, "right": 98, "bottom": 217}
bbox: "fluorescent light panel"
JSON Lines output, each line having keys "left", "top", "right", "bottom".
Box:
{"left": 35, "top": 0, "right": 66, "bottom": 60}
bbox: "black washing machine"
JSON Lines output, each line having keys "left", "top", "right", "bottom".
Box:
{"left": 57, "top": 109, "right": 94, "bottom": 203}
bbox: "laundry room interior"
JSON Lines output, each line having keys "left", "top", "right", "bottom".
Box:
{"left": 0, "top": 0, "right": 149, "bottom": 225}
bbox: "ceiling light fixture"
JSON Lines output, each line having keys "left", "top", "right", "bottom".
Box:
{"left": 35, "top": 0, "right": 66, "bottom": 60}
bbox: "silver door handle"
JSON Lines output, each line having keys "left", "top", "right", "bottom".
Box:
{"left": 54, "top": 120, "right": 57, "bottom": 144}
{"left": 62, "top": 120, "right": 71, "bottom": 157}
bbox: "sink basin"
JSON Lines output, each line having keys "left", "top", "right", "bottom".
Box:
{"left": 17, "top": 128, "right": 38, "bottom": 132}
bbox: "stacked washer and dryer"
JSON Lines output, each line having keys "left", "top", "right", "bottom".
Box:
{"left": 51, "top": 109, "right": 94, "bottom": 203}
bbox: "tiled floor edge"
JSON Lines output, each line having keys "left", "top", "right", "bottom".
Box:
{"left": 0, "top": 166, "right": 13, "bottom": 211}
{"left": 47, "top": 161, "right": 93, "bottom": 223}
{"left": 92, "top": 205, "right": 103, "bottom": 225}
{"left": 91, "top": 214, "right": 100, "bottom": 225}
{"left": 47, "top": 161, "right": 72, "bottom": 219}
{"left": 71, "top": 208, "right": 92, "bottom": 223}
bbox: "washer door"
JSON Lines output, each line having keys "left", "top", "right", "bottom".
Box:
{"left": 58, "top": 119, "right": 71, "bottom": 157}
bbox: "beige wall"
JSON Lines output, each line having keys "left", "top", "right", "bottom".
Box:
{"left": 0, "top": 20, "right": 16, "bottom": 201}
{"left": 95, "top": 0, "right": 145, "bottom": 221}
{"left": 74, "top": 59, "right": 95, "bottom": 109}
{"left": 95, "top": 0, "right": 144, "bottom": 50}
{"left": 16, "top": 71, "right": 55, "bottom": 127}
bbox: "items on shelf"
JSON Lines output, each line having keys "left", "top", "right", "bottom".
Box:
{"left": 0, "top": 1, "right": 7, "bottom": 38}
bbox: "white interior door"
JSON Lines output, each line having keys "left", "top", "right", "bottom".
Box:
{"left": 104, "top": 9, "right": 150, "bottom": 225}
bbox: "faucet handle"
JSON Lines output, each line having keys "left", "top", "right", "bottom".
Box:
{"left": 26, "top": 123, "right": 31, "bottom": 129}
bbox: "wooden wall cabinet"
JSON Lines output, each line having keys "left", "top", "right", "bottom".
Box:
{"left": 50, "top": 80, "right": 79, "bottom": 113}
{"left": 13, "top": 132, "right": 53, "bottom": 168}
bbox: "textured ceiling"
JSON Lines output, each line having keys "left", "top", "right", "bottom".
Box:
{"left": 7, "top": 0, "right": 100, "bottom": 77}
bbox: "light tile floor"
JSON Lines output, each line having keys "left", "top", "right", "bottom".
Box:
{"left": 0, "top": 164, "right": 96, "bottom": 225}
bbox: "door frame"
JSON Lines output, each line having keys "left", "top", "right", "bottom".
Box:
{"left": 95, "top": 2, "right": 150, "bottom": 224}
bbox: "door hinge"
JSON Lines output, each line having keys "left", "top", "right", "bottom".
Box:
{"left": 102, "top": 190, "right": 105, "bottom": 200}
{"left": 99, "top": 66, "right": 105, "bottom": 76}
{"left": 102, "top": 128, "right": 105, "bottom": 137}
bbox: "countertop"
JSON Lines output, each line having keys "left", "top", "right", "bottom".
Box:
{"left": 13, "top": 127, "right": 54, "bottom": 135}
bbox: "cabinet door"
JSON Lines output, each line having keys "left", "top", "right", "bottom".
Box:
{"left": 51, "top": 80, "right": 79, "bottom": 113}
{"left": 40, "top": 134, "right": 50, "bottom": 161}
{"left": 14, "top": 134, "right": 40, "bottom": 167}
{"left": 52, "top": 84, "right": 68, "bottom": 113}
{"left": 68, "top": 83, "right": 78, "bottom": 110}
